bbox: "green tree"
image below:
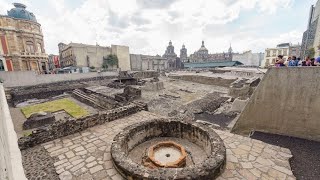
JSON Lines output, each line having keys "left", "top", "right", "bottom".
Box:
{"left": 102, "top": 62, "right": 108, "bottom": 69}
{"left": 103, "top": 55, "right": 118, "bottom": 69}
{"left": 307, "top": 48, "right": 315, "bottom": 58}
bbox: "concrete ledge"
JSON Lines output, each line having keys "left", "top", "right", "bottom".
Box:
{"left": 0, "top": 84, "right": 27, "bottom": 180}
{"left": 232, "top": 67, "right": 320, "bottom": 141}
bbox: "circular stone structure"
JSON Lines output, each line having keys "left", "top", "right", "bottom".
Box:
{"left": 111, "top": 118, "right": 226, "bottom": 180}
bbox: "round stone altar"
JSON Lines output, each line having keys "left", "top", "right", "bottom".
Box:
{"left": 111, "top": 118, "right": 226, "bottom": 180}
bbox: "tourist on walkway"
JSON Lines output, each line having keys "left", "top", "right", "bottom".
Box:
{"left": 297, "top": 58, "right": 302, "bottom": 66}
{"left": 311, "top": 58, "right": 316, "bottom": 66}
{"left": 306, "top": 57, "right": 311, "bottom": 66}
{"left": 275, "top": 55, "right": 285, "bottom": 67}
{"left": 288, "top": 56, "right": 297, "bottom": 66}
{"left": 314, "top": 57, "right": 320, "bottom": 66}
{"left": 284, "top": 57, "right": 291, "bottom": 66}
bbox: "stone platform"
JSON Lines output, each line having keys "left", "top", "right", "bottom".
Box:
{"left": 31, "top": 111, "right": 296, "bottom": 180}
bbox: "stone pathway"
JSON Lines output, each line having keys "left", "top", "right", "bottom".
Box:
{"left": 21, "top": 145, "right": 59, "bottom": 180}
{"left": 37, "top": 111, "right": 295, "bottom": 180}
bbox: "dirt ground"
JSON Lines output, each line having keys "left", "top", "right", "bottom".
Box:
{"left": 138, "top": 77, "right": 230, "bottom": 117}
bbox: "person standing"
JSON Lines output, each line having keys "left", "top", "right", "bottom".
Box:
{"left": 297, "top": 57, "right": 302, "bottom": 66}
{"left": 275, "top": 55, "right": 285, "bottom": 67}
{"left": 284, "top": 57, "right": 291, "bottom": 66}
{"left": 314, "top": 56, "right": 320, "bottom": 66}
{"left": 305, "top": 56, "right": 311, "bottom": 66}
{"left": 288, "top": 56, "right": 296, "bottom": 66}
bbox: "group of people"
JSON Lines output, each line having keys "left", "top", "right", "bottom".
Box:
{"left": 275, "top": 55, "right": 320, "bottom": 67}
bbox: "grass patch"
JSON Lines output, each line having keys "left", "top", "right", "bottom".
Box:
{"left": 21, "top": 98, "right": 89, "bottom": 118}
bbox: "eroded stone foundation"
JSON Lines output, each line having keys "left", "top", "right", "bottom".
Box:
{"left": 111, "top": 118, "right": 226, "bottom": 180}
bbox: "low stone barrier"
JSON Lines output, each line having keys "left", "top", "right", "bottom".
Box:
{"left": 9, "top": 76, "right": 117, "bottom": 105}
{"left": 18, "top": 103, "right": 146, "bottom": 150}
{"left": 168, "top": 75, "right": 236, "bottom": 87}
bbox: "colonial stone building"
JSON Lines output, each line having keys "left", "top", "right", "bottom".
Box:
{"left": 189, "top": 41, "right": 233, "bottom": 63}
{"left": 48, "top": 54, "right": 60, "bottom": 71}
{"left": 301, "top": 0, "right": 320, "bottom": 58}
{"left": 0, "top": 3, "right": 48, "bottom": 72}
{"left": 59, "top": 43, "right": 131, "bottom": 71}
{"left": 180, "top": 44, "right": 188, "bottom": 62}
{"left": 162, "top": 41, "right": 183, "bottom": 69}
{"left": 130, "top": 54, "right": 168, "bottom": 71}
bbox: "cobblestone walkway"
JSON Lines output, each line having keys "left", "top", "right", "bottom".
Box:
{"left": 39, "top": 111, "right": 296, "bottom": 180}
{"left": 21, "top": 145, "right": 59, "bottom": 180}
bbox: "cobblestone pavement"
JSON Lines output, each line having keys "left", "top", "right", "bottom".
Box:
{"left": 39, "top": 111, "right": 296, "bottom": 180}
{"left": 21, "top": 145, "right": 59, "bottom": 180}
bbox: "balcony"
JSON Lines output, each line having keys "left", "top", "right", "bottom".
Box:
{"left": 20, "top": 52, "right": 48, "bottom": 58}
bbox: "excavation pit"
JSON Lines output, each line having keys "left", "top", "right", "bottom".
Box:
{"left": 111, "top": 118, "right": 226, "bottom": 180}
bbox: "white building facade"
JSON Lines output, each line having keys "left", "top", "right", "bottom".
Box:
{"left": 232, "top": 50, "right": 264, "bottom": 67}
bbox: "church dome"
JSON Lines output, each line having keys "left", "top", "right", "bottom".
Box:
{"left": 7, "top": 3, "right": 37, "bottom": 22}
{"left": 198, "top": 41, "right": 208, "bottom": 51}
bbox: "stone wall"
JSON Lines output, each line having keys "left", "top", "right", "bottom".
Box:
{"left": 0, "top": 71, "right": 118, "bottom": 87}
{"left": 168, "top": 74, "right": 236, "bottom": 87}
{"left": 142, "top": 81, "right": 164, "bottom": 91}
{"left": 232, "top": 67, "right": 320, "bottom": 142}
{"left": 0, "top": 84, "right": 27, "bottom": 180}
{"left": 130, "top": 71, "right": 159, "bottom": 79}
{"left": 18, "top": 103, "right": 146, "bottom": 150}
{"left": 9, "top": 75, "right": 117, "bottom": 105}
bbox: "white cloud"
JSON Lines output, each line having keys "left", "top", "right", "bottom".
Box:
{"left": 0, "top": 0, "right": 307, "bottom": 56}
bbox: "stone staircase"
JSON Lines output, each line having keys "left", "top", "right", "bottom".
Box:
{"left": 72, "top": 89, "right": 107, "bottom": 110}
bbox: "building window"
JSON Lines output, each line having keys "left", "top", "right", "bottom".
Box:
{"left": 283, "top": 49, "right": 288, "bottom": 56}
{"left": 266, "top": 51, "right": 270, "bottom": 57}
{"left": 0, "top": 60, "right": 4, "bottom": 71}
{"left": 26, "top": 41, "right": 34, "bottom": 53}
{"left": 272, "top": 50, "right": 276, "bottom": 56}
{"left": 278, "top": 50, "right": 282, "bottom": 55}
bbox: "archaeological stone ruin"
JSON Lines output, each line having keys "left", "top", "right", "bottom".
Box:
{"left": 2, "top": 68, "right": 317, "bottom": 180}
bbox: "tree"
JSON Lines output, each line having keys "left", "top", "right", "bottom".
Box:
{"left": 103, "top": 55, "right": 118, "bottom": 69}
{"left": 307, "top": 48, "right": 315, "bottom": 58}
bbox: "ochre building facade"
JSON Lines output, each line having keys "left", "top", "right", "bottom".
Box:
{"left": 0, "top": 3, "right": 48, "bottom": 72}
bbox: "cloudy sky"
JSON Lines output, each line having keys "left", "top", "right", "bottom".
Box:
{"left": 0, "top": 0, "right": 317, "bottom": 55}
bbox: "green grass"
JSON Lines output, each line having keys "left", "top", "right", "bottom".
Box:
{"left": 21, "top": 98, "right": 89, "bottom": 118}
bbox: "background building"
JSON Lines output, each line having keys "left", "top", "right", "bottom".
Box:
{"left": 0, "top": 3, "right": 48, "bottom": 72}
{"left": 59, "top": 43, "right": 131, "bottom": 71}
{"left": 162, "top": 41, "right": 183, "bottom": 69}
{"left": 48, "top": 54, "right": 60, "bottom": 71}
{"left": 189, "top": 41, "right": 233, "bottom": 62}
{"left": 261, "top": 43, "right": 301, "bottom": 68}
{"left": 0, "top": 55, "right": 6, "bottom": 71}
{"left": 130, "top": 54, "right": 168, "bottom": 71}
{"left": 180, "top": 44, "right": 188, "bottom": 62}
{"left": 232, "top": 50, "right": 264, "bottom": 67}
{"left": 301, "top": 0, "right": 320, "bottom": 58}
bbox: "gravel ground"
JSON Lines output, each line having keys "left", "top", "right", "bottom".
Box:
{"left": 251, "top": 131, "right": 320, "bottom": 180}
{"left": 21, "top": 145, "right": 59, "bottom": 180}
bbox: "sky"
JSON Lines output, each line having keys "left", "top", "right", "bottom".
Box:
{"left": 0, "top": 0, "right": 318, "bottom": 55}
